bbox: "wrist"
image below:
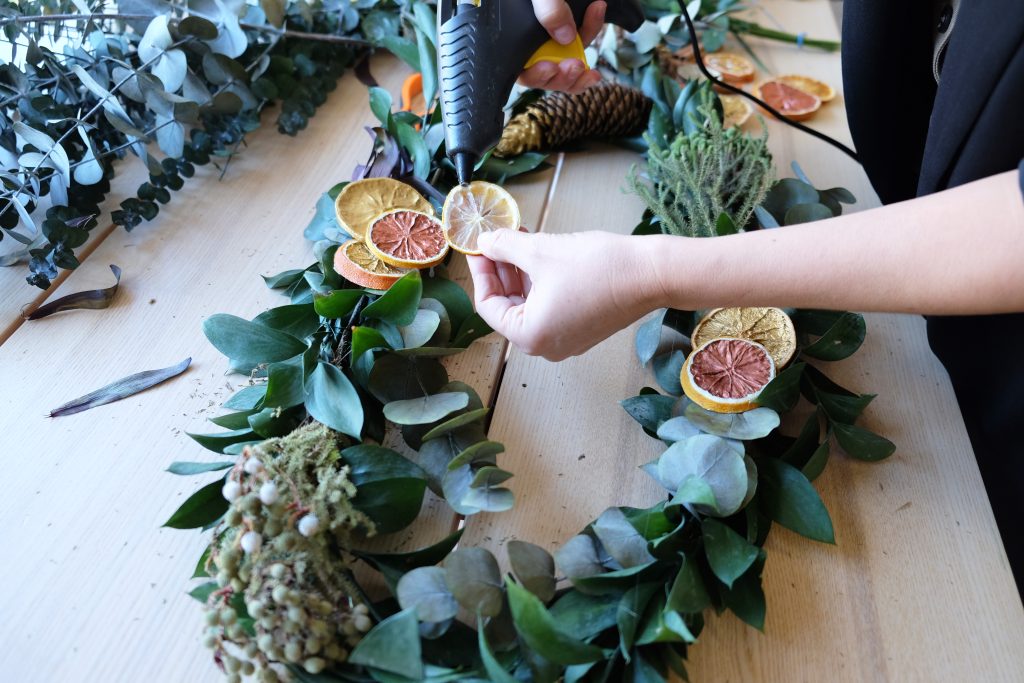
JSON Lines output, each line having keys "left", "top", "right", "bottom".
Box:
{"left": 634, "top": 234, "right": 714, "bottom": 312}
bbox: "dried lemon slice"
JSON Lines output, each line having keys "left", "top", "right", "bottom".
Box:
{"left": 720, "top": 94, "right": 753, "bottom": 129}
{"left": 704, "top": 51, "right": 755, "bottom": 83}
{"left": 691, "top": 307, "right": 797, "bottom": 368}
{"left": 442, "top": 181, "right": 521, "bottom": 255}
{"left": 682, "top": 338, "right": 776, "bottom": 413}
{"left": 366, "top": 209, "right": 449, "bottom": 269}
{"left": 333, "top": 239, "right": 410, "bottom": 291}
{"left": 335, "top": 178, "right": 433, "bottom": 241}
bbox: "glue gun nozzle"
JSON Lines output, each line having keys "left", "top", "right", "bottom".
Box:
{"left": 453, "top": 152, "right": 476, "bottom": 186}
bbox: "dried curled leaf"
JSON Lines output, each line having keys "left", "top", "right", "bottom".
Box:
{"left": 48, "top": 357, "right": 191, "bottom": 417}
{"left": 26, "top": 265, "right": 122, "bottom": 320}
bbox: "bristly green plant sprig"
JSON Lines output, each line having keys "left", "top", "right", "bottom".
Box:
{"left": 629, "top": 84, "right": 774, "bottom": 236}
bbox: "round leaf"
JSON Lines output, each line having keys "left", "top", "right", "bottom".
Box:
{"left": 397, "top": 567, "right": 459, "bottom": 623}
{"left": 554, "top": 534, "right": 605, "bottom": 581}
{"left": 398, "top": 308, "right": 441, "bottom": 349}
{"left": 507, "top": 540, "right": 556, "bottom": 602}
{"left": 656, "top": 415, "right": 701, "bottom": 444}
{"left": 659, "top": 435, "right": 750, "bottom": 517}
{"left": 444, "top": 548, "right": 504, "bottom": 618}
{"left": 592, "top": 507, "right": 655, "bottom": 569}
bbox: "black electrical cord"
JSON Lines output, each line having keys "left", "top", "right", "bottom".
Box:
{"left": 678, "top": 3, "right": 860, "bottom": 163}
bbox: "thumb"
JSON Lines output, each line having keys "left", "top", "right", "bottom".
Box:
{"left": 531, "top": 0, "right": 578, "bottom": 45}
{"left": 477, "top": 228, "right": 534, "bottom": 269}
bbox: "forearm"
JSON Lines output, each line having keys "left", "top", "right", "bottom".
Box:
{"left": 645, "top": 170, "right": 1024, "bottom": 315}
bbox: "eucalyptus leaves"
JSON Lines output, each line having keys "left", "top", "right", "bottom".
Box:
{"left": 0, "top": 0, "right": 424, "bottom": 287}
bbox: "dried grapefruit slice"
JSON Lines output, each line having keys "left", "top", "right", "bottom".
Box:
{"left": 704, "top": 52, "right": 755, "bottom": 83}
{"left": 720, "top": 94, "right": 753, "bottom": 128}
{"left": 366, "top": 209, "right": 449, "bottom": 269}
{"left": 754, "top": 80, "right": 821, "bottom": 121}
{"left": 775, "top": 74, "right": 835, "bottom": 103}
{"left": 442, "top": 181, "right": 521, "bottom": 255}
{"left": 333, "top": 239, "right": 410, "bottom": 291}
{"left": 681, "top": 338, "right": 776, "bottom": 414}
{"left": 691, "top": 307, "right": 797, "bottom": 368}
{"left": 335, "top": 178, "right": 433, "bottom": 241}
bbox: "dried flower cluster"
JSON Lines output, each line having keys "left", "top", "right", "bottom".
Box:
{"left": 202, "top": 424, "right": 375, "bottom": 681}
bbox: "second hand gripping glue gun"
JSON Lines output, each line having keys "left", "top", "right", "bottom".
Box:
{"left": 437, "top": 0, "right": 645, "bottom": 185}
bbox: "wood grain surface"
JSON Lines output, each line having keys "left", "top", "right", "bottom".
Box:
{"left": 1, "top": 2, "right": 1021, "bottom": 682}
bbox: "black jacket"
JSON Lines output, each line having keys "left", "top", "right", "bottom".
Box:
{"left": 842, "top": 0, "right": 1024, "bottom": 589}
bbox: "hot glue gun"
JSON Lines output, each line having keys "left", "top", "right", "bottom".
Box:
{"left": 437, "top": 0, "right": 644, "bottom": 185}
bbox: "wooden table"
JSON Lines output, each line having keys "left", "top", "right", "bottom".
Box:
{"left": 1, "top": 2, "right": 1021, "bottom": 681}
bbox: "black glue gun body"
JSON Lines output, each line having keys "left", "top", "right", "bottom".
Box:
{"left": 438, "top": 0, "right": 644, "bottom": 185}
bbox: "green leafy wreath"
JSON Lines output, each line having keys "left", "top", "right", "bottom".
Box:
{"left": 127, "top": 2, "right": 890, "bottom": 682}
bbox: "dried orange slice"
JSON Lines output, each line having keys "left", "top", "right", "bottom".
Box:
{"left": 691, "top": 307, "right": 797, "bottom": 368}
{"left": 720, "top": 94, "right": 753, "bottom": 128}
{"left": 335, "top": 178, "right": 433, "bottom": 241}
{"left": 775, "top": 74, "right": 835, "bottom": 103}
{"left": 366, "top": 209, "right": 449, "bottom": 269}
{"left": 441, "top": 181, "right": 521, "bottom": 255}
{"left": 681, "top": 338, "right": 776, "bottom": 414}
{"left": 333, "top": 239, "right": 410, "bottom": 291}
{"left": 704, "top": 52, "right": 755, "bottom": 83}
{"left": 754, "top": 80, "right": 821, "bottom": 121}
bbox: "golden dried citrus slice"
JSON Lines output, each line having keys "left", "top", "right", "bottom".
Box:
{"left": 681, "top": 338, "right": 776, "bottom": 414}
{"left": 441, "top": 181, "right": 521, "bottom": 255}
{"left": 366, "top": 209, "right": 449, "bottom": 269}
{"left": 704, "top": 51, "right": 755, "bottom": 83}
{"left": 335, "top": 178, "right": 433, "bottom": 241}
{"left": 775, "top": 74, "right": 835, "bottom": 103}
{"left": 691, "top": 307, "right": 797, "bottom": 368}
{"left": 753, "top": 80, "right": 821, "bottom": 121}
{"left": 333, "top": 239, "right": 410, "bottom": 291}
{"left": 720, "top": 94, "right": 753, "bottom": 128}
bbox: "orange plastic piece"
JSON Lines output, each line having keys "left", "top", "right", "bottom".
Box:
{"left": 400, "top": 72, "right": 428, "bottom": 117}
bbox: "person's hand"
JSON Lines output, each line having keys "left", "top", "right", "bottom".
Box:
{"left": 466, "top": 229, "right": 665, "bottom": 361}
{"left": 519, "top": 0, "right": 606, "bottom": 94}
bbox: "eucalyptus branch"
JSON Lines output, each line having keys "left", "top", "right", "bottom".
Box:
{"left": 72, "top": 119, "right": 178, "bottom": 169}
{"left": 0, "top": 13, "right": 156, "bottom": 25}
{"left": 0, "top": 12, "right": 372, "bottom": 46}
{"left": 251, "top": 25, "right": 370, "bottom": 46}
{"left": 0, "top": 37, "right": 195, "bottom": 222}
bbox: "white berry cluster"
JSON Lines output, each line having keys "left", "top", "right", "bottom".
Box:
{"left": 200, "top": 430, "right": 373, "bottom": 682}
